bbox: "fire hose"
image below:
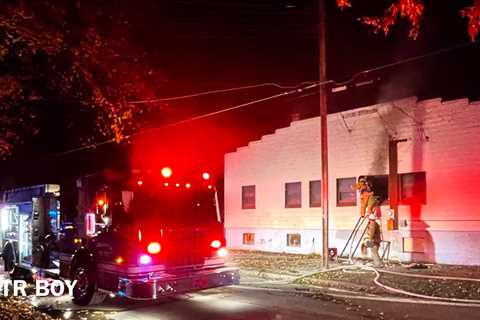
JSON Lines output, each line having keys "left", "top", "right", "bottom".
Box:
{"left": 297, "top": 264, "right": 480, "bottom": 304}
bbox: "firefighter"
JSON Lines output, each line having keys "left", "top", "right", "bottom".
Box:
{"left": 361, "top": 213, "right": 383, "bottom": 267}
{"left": 353, "top": 176, "right": 377, "bottom": 218}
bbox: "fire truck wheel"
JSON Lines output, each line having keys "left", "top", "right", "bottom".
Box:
{"left": 72, "top": 264, "right": 96, "bottom": 306}
{"left": 2, "top": 242, "right": 15, "bottom": 272}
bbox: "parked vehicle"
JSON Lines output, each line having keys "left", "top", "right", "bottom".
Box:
{"left": 1, "top": 168, "right": 239, "bottom": 305}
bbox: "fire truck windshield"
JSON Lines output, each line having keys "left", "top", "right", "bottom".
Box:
{"left": 122, "top": 188, "right": 218, "bottom": 226}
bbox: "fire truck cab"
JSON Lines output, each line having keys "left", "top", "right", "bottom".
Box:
{"left": 2, "top": 168, "right": 239, "bottom": 305}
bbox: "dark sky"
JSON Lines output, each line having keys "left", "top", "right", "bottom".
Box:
{"left": 1, "top": 0, "right": 479, "bottom": 190}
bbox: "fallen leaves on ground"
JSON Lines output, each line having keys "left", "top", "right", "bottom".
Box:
{"left": 294, "top": 268, "right": 387, "bottom": 295}
{"left": 228, "top": 250, "right": 323, "bottom": 275}
{"left": 0, "top": 297, "right": 54, "bottom": 320}
{"left": 380, "top": 273, "right": 480, "bottom": 300}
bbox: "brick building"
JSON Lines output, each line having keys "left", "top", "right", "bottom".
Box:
{"left": 224, "top": 97, "right": 480, "bottom": 265}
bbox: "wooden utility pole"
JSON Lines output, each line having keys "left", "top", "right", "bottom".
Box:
{"left": 319, "top": 0, "right": 329, "bottom": 268}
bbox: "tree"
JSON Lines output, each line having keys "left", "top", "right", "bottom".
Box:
{"left": 0, "top": 0, "right": 167, "bottom": 158}
{"left": 336, "top": 0, "right": 480, "bottom": 41}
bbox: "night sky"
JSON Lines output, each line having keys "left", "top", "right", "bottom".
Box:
{"left": 1, "top": 0, "right": 479, "bottom": 196}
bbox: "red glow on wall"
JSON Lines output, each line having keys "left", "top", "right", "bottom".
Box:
{"left": 129, "top": 118, "right": 254, "bottom": 181}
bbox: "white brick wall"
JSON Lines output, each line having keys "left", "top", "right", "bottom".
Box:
{"left": 224, "top": 97, "right": 480, "bottom": 265}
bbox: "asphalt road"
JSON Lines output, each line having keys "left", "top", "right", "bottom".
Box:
{"left": 2, "top": 265, "right": 480, "bottom": 320}
{"left": 31, "top": 282, "right": 480, "bottom": 320}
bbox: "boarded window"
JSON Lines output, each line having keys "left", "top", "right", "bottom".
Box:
{"left": 400, "top": 172, "right": 426, "bottom": 205}
{"left": 242, "top": 185, "right": 256, "bottom": 209}
{"left": 285, "top": 182, "right": 302, "bottom": 208}
{"left": 309, "top": 180, "right": 321, "bottom": 207}
{"left": 337, "top": 177, "right": 356, "bottom": 206}
{"left": 287, "top": 233, "right": 301, "bottom": 247}
{"left": 242, "top": 233, "right": 255, "bottom": 245}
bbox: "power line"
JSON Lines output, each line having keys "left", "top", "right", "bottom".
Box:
{"left": 125, "top": 81, "right": 317, "bottom": 104}
{"left": 49, "top": 82, "right": 322, "bottom": 157}
{"left": 48, "top": 42, "right": 472, "bottom": 157}
{"left": 125, "top": 42, "right": 471, "bottom": 105}
{"left": 332, "top": 42, "right": 472, "bottom": 86}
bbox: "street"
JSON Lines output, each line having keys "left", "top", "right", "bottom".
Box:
{"left": 26, "top": 275, "right": 480, "bottom": 320}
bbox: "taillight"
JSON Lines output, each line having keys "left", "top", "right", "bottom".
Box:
{"left": 217, "top": 248, "right": 228, "bottom": 257}
{"left": 139, "top": 254, "right": 152, "bottom": 265}
{"left": 210, "top": 240, "right": 221, "bottom": 249}
{"left": 147, "top": 242, "right": 161, "bottom": 254}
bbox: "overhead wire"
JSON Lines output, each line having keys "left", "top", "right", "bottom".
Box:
{"left": 331, "top": 42, "right": 472, "bottom": 86}
{"left": 47, "top": 41, "right": 471, "bottom": 157}
{"left": 125, "top": 41, "right": 471, "bottom": 105}
{"left": 125, "top": 81, "right": 317, "bottom": 104}
{"left": 49, "top": 82, "right": 323, "bottom": 157}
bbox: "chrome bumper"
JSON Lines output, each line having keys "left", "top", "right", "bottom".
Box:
{"left": 117, "top": 267, "right": 240, "bottom": 300}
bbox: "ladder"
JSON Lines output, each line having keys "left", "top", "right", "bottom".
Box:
{"left": 338, "top": 216, "right": 391, "bottom": 263}
{"left": 339, "top": 216, "right": 368, "bottom": 262}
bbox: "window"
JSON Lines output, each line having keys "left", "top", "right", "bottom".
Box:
{"left": 242, "top": 233, "right": 255, "bottom": 245}
{"left": 285, "top": 182, "right": 301, "bottom": 208}
{"left": 242, "top": 185, "right": 256, "bottom": 209}
{"left": 287, "top": 233, "right": 301, "bottom": 247}
{"left": 366, "top": 175, "right": 389, "bottom": 205}
{"left": 400, "top": 172, "right": 426, "bottom": 205}
{"left": 309, "top": 180, "right": 321, "bottom": 207}
{"left": 337, "top": 177, "right": 356, "bottom": 206}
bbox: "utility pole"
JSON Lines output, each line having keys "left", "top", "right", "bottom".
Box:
{"left": 319, "top": 0, "right": 329, "bottom": 268}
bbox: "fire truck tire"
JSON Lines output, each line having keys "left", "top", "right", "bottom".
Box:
{"left": 72, "top": 264, "right": 97, "bottom": 306}
{"left": 2, "top": 242, "right": 15, "bottom": 272}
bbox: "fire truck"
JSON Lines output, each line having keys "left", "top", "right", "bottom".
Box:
{"left": 1, "top": 167, "right": 239, "bottom": 305}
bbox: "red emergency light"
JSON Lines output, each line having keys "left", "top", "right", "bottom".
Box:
{"left": 97, "top": 199, "right": 105, "bottom": 206}
{"left": 147, "top": 242, "right": 161, "bottom": 254}
{"left": 137, "top": 180, "right": 143, "bottom": 186}
{"left": 161, "top": 167, "right": 173, "bottom": 178}
{"left": 202, "top": 172, "right": 210, "bottom": 180}
{"left": 210, "top": 240, "right": 221, "bottom": 249}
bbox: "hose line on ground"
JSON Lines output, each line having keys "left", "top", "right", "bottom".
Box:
{"left": 362, "top": 266, "right": 480, "bottom": 304}
{"left": 293, "top": 263, "right": 480, "bottom": 304}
